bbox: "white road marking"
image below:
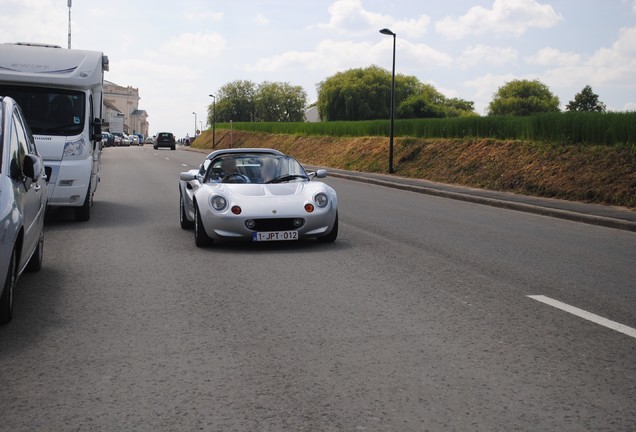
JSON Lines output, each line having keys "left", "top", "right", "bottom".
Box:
{"left": 527, "top": 295, "right": 636, "bottom": 339}
{"left": 181, "top": 164, "right": 188, "bottom": 167}
{"left": 165, "top": 158, "right": 170, "bottom": 160}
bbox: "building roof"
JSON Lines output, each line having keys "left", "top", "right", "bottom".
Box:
{"left": 131, "top": 109, "right": 148, "bottom": 116}
{"left": 103, "top": 100, "right": 122, "bottom": 113}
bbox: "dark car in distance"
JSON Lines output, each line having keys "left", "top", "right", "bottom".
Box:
{"left": 154, "top": 132, "right": 175, "bottom": 150}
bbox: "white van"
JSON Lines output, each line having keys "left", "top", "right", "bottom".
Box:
{"left": 0, "top": 43, "right": 109, "bottom": 221}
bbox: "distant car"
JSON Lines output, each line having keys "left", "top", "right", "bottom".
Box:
{"left": 101, "top": 131, "right": 114, "bottom": 147}
{"left": 121, "top": 133, "right": 131, "bottom": 146}
{"left": 112, "top": 132, "right": 123, "bottom": 146}
{"left": 154, "top": 132, "right": 175, "bottom": 150}
{"left": 0, "top": 96, "right": 47, "bottom": 324}
{"left": 178, "top": 148, "right": 338, "bottom": 247}
{"left": 129, "top": 134, "right": 140, "bottom": 146}
{"left": 144, "top": 136, "right": 155, "bottom": 145}
{"left": 133, "top": 133, "right": 144, "bottom": 145}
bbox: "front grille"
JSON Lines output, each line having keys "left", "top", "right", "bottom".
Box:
{"left": 252, "top": 218, "right": 303, "bottom": 231}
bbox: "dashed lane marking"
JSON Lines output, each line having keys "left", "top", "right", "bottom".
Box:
{"left": 527, "top": 295, "right": 636, "bottom": 339}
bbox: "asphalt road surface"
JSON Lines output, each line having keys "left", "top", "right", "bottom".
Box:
{"left": 1, "top": 145, "right": 635, "bottom": 431}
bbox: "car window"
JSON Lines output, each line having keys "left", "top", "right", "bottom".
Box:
{"left": 9, "top": 121, "right": 25, "bottom": 180}
{"left": 205, "top": 154, "right": 308, "bottom": 184}
{"left": 14, "top": 108, "right": 37, "bottom": 155}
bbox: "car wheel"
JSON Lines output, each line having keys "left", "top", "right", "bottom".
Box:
{"left": 75, "top": 186, "right": 91, "bottom": 222}
{"left": 153, "top": 146, "right": 157, "bottom": 150}
{"left": 25, "top": 231, "right": 44, "bottom": 272}
{"left": 0, "top": 249, "right": 17, "bottom": 324}
{"left": 180, "top": 190, "right": 194, "bottom": 230}
{"left": 171, "top": 145, "right": 175, "bottom": 150}
{"left": 318, "top": 212, "right": 338, "bottom": 243}
{"left": 194, "top": 202, "right": 213, "bottom": 247}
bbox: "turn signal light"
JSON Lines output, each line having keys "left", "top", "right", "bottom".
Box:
{"left": 304, "top": 203, "right": 314, "bottom": 213}
{"left": 231, "top": 205, "right": 242, "bottom": 215}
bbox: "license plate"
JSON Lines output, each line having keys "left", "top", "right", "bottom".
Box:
{"left": 252, "top": 230, "right": 299, "bottom": 242}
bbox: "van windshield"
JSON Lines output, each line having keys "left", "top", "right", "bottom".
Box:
{"left": 0, "top": 85, "right": 85, "bottom": 136}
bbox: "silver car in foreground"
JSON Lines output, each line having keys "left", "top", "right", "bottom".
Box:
{"left": 179, "top": 148, "right": 338, "bottom": 247}
{"left": 0, "top": 96, "right": 47, "bottom": 324}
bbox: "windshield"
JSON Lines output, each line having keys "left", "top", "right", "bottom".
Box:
{"left": 205, "top": 154, "right": 309, "bottom": 184}
{"left": 0, "top": 85, "right": 85, "bottom": 136}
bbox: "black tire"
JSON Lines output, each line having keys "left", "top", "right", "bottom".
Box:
{"left": 75, "top": 186, "right": 91, "bottom": 222}
{"left": 0, "top": 249, "right": 17, "bottom": 325}
{"left": 25, "top": 231, "right": 44, "bottom": 272}
{"left": 194, "top": 202, "right": 213, "bottom": 247}
{"left": 180, "top": 191, "right": 194, "bottom": 230}
{"left": 171, "top": 145, "right": 176, "bottom": 150}
{"left": 153, "top": 146, "right": 157, "bottom": 150}
{"left": 318, "top": 212, "right": 338, "bottom": 243}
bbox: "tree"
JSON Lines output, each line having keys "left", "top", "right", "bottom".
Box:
{"left": 209, "top": 80, "right": 308, "bottom": 123}
{"left": 211, "top": 80, "right": 257, "bottom": 123}
{"left": 317, "top": 65, "right": 477, "bottom": 121}
{"left": 566, "top": 85, "right": 606, "bottom": 112}
{"left": 254, "top": 82, "right": 307, "bottom": 122}
{"left": 488, "top": 79, "right": 560, "bottom": 116}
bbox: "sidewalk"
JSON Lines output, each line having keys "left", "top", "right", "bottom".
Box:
{"left": 307, "top": 165, "right": 636, "bottom": 233}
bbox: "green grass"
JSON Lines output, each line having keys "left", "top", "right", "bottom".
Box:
{"left": 216, "top": 111, "right": 636, "bottom": 146}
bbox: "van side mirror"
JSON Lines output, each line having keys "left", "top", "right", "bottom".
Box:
{"left": 92, "top": 117, "right": 102, "bottom": 142}
{"left": 22, "top": 154, "right": 42, "bottom": 182}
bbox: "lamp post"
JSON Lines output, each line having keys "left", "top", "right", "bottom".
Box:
{"left": 208, "top": 94, "right": 216, "bottom": 148}
{"left": 380, "top": 28, "right": 396, "bottom": 173}
{"left": 192, "top": 112, "right": 197, "bottom": 139}
{"left": 67, "top": 0, "right": 72, "bottom": 49}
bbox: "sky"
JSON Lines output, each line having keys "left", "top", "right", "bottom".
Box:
{"left": 1, "top": 0, "right": 635, "bottom": 138}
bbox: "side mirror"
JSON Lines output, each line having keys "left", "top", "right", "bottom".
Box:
{"left": 92, "top": 117, "right": 102, "bottom": 142}
{"left": 314, "top": 169, "right": 327, "bottom": 179}
{"left": 180, "top": 172, "right": 197, "bottom": 182}
{"left": 23, "top": 154, "right": 42, "bottom": 182}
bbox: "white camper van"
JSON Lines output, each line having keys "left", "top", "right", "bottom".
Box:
{"left": 0, "top": 43, "right": 108, "bottom": 221}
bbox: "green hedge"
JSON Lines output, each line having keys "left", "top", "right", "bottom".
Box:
{"left": 216, "top": 111, "right": 636, "bottom": 146}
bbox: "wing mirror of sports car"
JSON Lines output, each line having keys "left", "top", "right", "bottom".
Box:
{"left": 314, "top": 169, "right": 327, "bottom": 179}
{"left": 180, "top": 172, "right": 197, "bottom": 182}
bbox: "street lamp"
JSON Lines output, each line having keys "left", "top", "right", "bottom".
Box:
{"left": 208, "top": 94, "right": 216, "bottom": 149}
{"left": 192, "top": 111, "right": 197, "bottom": 139}
{"left": 67, "top": 0, "right": 72, "bottom": 49}
{"left": 380, "top": 28, "right": 396, "bottom": 173}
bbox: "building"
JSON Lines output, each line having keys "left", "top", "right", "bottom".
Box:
{"left": 103, "top": 80, "right": 149, "bottom": 137}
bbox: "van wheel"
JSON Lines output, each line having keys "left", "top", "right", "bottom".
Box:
{"left": 194, "top": 202, "right": 213, "bottom": 247}
{"left": 0, "top": 249, "right": 17, "bottom": 324}
{"left": 171, "top": 145, "right": 176, "bottom": 150}
{"left": 75, "top": 186, "right": 91, "bottom": 222}
{"left": 25, "top": 232, "right": 44, "bottom": 272}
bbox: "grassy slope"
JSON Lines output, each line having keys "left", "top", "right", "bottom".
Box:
{"left": 192, "top": 129, "right": 636, "bottom": 208}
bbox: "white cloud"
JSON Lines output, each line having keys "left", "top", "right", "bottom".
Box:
{"left": 246, "top": 38, "right": 452, "bottom": 74}
{"left": 0, "top": 0, "right": 67, "bottom": 46}
{"left": 624, "top": 102, "right": 636, "bottom": 111}
{"left": 184, "top": 11, "right": 223, "bottom": 22}
{"left": 162, "top": 32, "right": 225, "bottom": 59}
{"left": 254, "top": 13, "right": 270, "bottom": 26}
{"left": 525, "top": 47, "right": 582, "bottom": 66}
{"left": 458, "top": 44, "right": 518, "bottom": 68}
{"left": 435, "top": 0, "right": 562, "bottom": 40}
{"left": 315, "top": 0, "right": 430, "bottom": 38}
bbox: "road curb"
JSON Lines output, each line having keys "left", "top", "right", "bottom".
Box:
{"left": 325, "top": 171, "right": 636, "bottom": 233}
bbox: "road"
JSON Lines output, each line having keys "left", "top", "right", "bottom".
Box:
{"left": 1, "top": 145, "right": 635, "bottom": 431}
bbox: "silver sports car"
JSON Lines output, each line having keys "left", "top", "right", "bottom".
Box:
{"left": 179, "top": 148, "right": 338, "bottom": 247}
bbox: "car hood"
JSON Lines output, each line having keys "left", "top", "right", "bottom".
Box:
{"left": 223, "top": 182, "right": 307, "bottom": 197}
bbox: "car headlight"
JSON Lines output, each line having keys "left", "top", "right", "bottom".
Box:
{"left": 63, "top": 137, "right": 86, "bottom": 158}
{"left": 209, "top": 195, "right": 228, "bottom": 211}
{"left": 314, "top": 192, "right": 328, "bottom": 208}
